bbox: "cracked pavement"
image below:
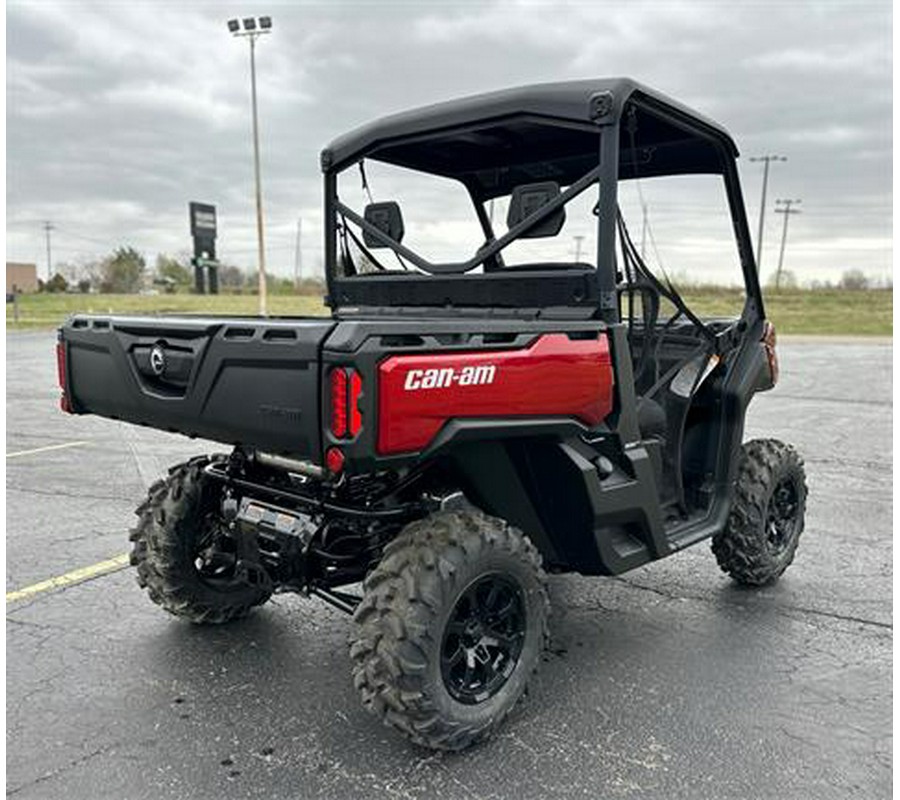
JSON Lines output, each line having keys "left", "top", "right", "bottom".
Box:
{"left": 6, "top": 332, "right": 892, "bottom": 799}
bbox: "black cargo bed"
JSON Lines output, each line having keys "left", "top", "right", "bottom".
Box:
{"left": 60, "top": 315, "right": 334, "bottom": 459}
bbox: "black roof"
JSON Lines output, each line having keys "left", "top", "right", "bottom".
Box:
{"left": 322, "top": 78, "right": 739, "bottom": 200}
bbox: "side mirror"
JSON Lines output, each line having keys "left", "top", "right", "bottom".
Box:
{"left": 363, "top": 201, "right": 404, "bottom": 248}
{"left": 507, "top": 182, "right": 565, "bottom": 238}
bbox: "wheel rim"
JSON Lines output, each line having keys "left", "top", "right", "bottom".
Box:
{"left": 765, "top": 476, "right": 801, "bottom": 557}
{"left": 440, "top": 573, "right": 526, "bottom": 705}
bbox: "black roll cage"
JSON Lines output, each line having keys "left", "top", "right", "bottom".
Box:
{"left": 321, "top": 85, "right": 764, "bottom": 326}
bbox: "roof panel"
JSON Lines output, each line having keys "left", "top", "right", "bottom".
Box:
{"left": 322, "top": 78, "right": 737, "bottom": 176}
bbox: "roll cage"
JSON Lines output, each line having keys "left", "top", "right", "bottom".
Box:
{"left": 320, "top": 78, "right": 763, "bottom": 326}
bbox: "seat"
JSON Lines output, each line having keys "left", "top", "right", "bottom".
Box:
{"left": 636, "top": 395, "right": 667, "bottom": 441}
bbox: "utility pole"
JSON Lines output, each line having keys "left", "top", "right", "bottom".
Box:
{"left": 294, "top": 217, "right": 302, "bottom": 288}
{"left": 573, "top": 235, "right": 585, "bottom": 263}
{"left": 43, "top": 221, "right": 54, "bottom": 281}
{"left": 774, "top": 198, "right": 801, "bottom": 290}
{"left": 749, "top": 155, "right": 787, "bottom": 274}
{"left": 228, "top": 16, "right": 272, "bottom": 316}
{"left": 639, "top": 202, "right": 648, "bottom": 260}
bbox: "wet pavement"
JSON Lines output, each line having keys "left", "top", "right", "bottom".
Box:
{"left": 6, "top": 331, "right": 892, "bottom": 799}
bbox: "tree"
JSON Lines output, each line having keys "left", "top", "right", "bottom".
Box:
{"left": 839, "top": 269, "right": 869, "bottom": 291}
{"left": 100, "top": 246, "right": 146, "bottom": 293}
{"left": 155, "top": 253, "right": 192, "bottom": 288}
{"left": 218, "top": 264, "right": 247, "bottom": 290}
{"left": 766, "top": 270, "right": 796, "bottom": 290}
{"left": 296, "top": 276, "right": 326, "bottom": 296}
{"left": 45, "top": 272, "right": 69, "bottom": 293}
{"left": 60, "top": 259, "right": 101, "bottom": 291}
{"left": 268, "top": 275, "right": 297, "bottom": 295}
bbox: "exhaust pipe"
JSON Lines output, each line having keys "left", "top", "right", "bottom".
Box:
{"left": 254, "top": 451, "right": 324, "bottom": 479}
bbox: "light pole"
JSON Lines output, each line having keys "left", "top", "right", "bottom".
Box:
{"left": 294, "top": 217, "right": 302, "bottom": 288}
{"left": 228, "top": 16, "right": 272, "bottom": 316}
{"left": 774, "top": 198, "right": 801, "bottom": 290}
{"left": 43, "top": 221, "right": 54, "bottom": 282}
{"left": 749, "top": 154, "right": 786, "bottom": 274}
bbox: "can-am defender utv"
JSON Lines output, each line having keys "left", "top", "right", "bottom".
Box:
{"left": 57, "top": 78, "right": 807, "bottom": 750}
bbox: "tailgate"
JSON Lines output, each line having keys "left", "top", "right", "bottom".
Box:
{"left": 60, "top": 315, "right": 335, "bottom": 459}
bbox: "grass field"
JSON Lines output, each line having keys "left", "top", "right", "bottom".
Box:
{"left": 5, "top": 293, "right": 328, "bottom": 330}
{"left": 5, "top": 287, "right": 892, "bottom": 336}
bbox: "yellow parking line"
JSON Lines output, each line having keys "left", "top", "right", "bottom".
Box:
{"left": 7, "top": 441, "right": 89, "bottom": 459}
{"left": 6, "top": 554, "right": 130, "bottom": 603}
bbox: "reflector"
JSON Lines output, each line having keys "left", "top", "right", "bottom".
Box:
{"left": 325, "top": 447, "right": 345, "bottom": 475}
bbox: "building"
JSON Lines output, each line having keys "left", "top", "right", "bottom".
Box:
{"left": 6, "top": 262, "right": 38, "bottom": 294}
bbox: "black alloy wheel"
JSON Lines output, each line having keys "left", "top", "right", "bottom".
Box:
{"left": 351, "top": 509, "right": 550, "bottom": 750}
{"left": 765, "top": 476, "right": 802, "bottom": 557}
{"left": 440, "top": 573, "right": 526, "bottom": 705}
{"left": 712, "top": 439, "right": 808, "bottom": 586}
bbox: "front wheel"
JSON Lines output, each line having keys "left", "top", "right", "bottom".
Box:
{"left": 350, "top": 509, "right": 549, "bottom": 751}
{"left": 129, "top": 455, "right": 271, "bottom": 623}
{"left": 712, "top": 439, "right": 808, "bottom": 586}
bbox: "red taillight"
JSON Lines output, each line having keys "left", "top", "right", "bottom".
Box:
{"left": 349, "top": 371, "right": 363, "bottom": 436}
{"left": 56, "top": 340, "right": 67, "bottom": 390}
{"left": 330, "top": 367, "right": 348, "bottom": 437}
{"left": 325, "top": 446, "right": 345, "bottom": 475}
{"left": 56, "top": 338, "right": 74, "bottom": 414}
{"left": 762, "top": 321, "right": 779, "bottom": 385}
{"left": 329, "top": 366, "right": 363, "bottom": 439}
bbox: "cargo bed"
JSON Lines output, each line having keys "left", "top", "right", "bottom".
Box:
{"left": 59, "top": 315, "right": 335, "bottom": 459}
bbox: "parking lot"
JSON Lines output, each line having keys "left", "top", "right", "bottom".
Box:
{"left": 6, "top": 330, "right": 892, "bottom": 799}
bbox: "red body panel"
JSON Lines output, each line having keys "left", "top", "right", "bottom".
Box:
{"left": 377, "top": 333, "right": 614, "bottom": 455}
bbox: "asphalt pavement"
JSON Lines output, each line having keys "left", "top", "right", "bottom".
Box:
{"left": 6, "top": 331, "right": 892, "bottom": 799}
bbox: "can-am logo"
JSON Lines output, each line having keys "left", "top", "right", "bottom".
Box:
{"left": 404, "top": 364, "right": 497, "bottom": 391}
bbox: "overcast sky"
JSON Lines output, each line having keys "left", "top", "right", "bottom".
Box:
{"left": 6, "top": 0, "right": 893, "bottom": 286}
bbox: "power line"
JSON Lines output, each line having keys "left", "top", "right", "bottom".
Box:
{"left": 53, "top": 226, "right": 117, "bottom": 248}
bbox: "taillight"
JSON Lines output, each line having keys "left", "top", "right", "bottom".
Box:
{"left": 329, "top": 366, "right": 363, "bottom": 439}
{"left": 330, "top": 367, "right": 348, "bottom": 437}
{"left": 762, "top": 321, "right": 779, "bottom": 385}
{"left": 349, "top": 371, "right": 363, "bottom": 436}
{"left": 56, "top": 336, "right": 73, "bottom": 414}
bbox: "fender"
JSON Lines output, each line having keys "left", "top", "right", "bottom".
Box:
{"left": 376, "top": 333, "right": 615, "bottom": 456}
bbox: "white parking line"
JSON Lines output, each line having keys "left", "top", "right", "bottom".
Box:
{"left": 6, "top": 441, "right": 89, "bottom": 459}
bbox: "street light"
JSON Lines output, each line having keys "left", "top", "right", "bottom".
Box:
{"left": 228, "top": 16, "right": 273, "bottom": 316}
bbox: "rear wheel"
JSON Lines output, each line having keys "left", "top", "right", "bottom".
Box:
{"left": 129, "top": 455, "right": 271, "bottom": 623}
{"left": 712, "top": 439, "right": 808, "bottom": 586}
{"left": 350, "top": 509, "right": 549, "bottom": 751}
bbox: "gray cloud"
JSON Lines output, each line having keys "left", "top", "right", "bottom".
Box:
{"left": 6, "top": 0, "right": 892, "bottom": 285}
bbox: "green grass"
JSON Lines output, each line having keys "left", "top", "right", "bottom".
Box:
{"left": 6, "top": 293, "right": 329, "bottom": 330}
{"left": 5, "top": 287, "right": 892, "bottom": 336}
{"left": 682, "top": 287, "right": 892, "bottom": 336}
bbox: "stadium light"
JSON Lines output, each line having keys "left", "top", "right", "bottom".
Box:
{"left": 227, "top": 15, "right": 273, "bottom": 315}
